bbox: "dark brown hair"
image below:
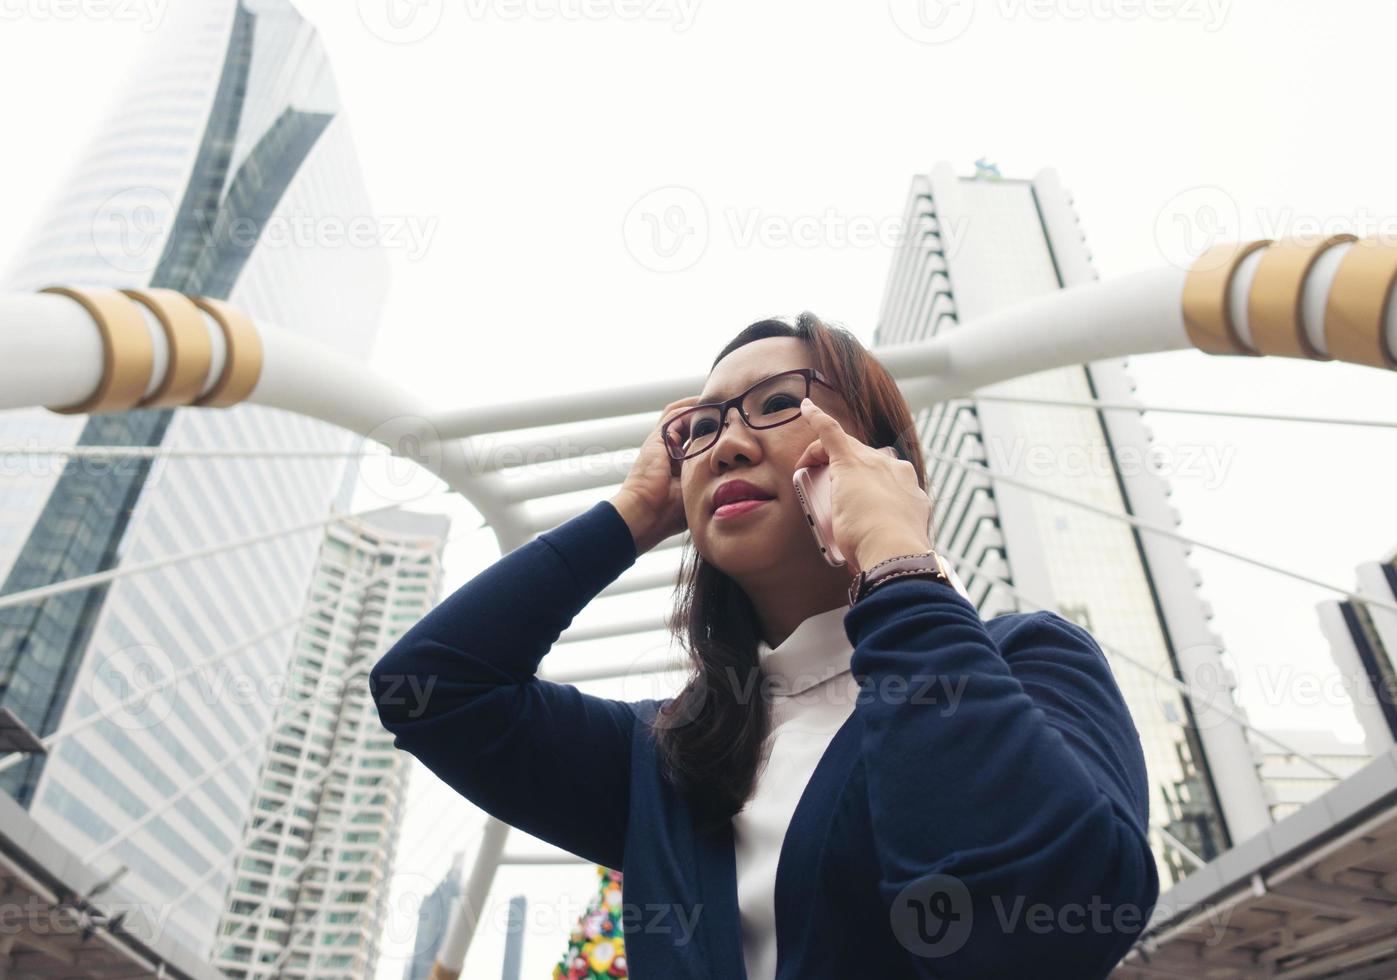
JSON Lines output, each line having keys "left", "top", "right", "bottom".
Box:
{"left": 650, "top": 311, "right": 930, "bottom": 833}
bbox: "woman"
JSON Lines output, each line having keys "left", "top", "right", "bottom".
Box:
{"left": 369, "top": 312, "right": 1159, "bottom": 978}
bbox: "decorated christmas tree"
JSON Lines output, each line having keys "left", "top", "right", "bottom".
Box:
{"left": 553, "top": 865, "right": 627, "bottom": 979}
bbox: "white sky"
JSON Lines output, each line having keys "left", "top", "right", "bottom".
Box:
{"left": 3, "top": 0, "right": 1397, "bottom": 976}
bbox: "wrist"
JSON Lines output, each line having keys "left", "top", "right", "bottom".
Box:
{"left": 609, "top": 492, "right": 662, "bottom": 555}
{"left": 855, "top": 534, "right": 934, "bottom": 572}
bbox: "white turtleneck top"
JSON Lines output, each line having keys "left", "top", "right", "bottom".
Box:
{"left": 731, "top": 602, "right": 860, "bottom": 980}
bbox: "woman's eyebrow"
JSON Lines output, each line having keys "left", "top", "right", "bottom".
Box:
{"left": 697, "top": 372, "right": 780, "bottom": 404}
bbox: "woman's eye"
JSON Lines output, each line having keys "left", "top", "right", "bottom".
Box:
{"left": 762, "top": 395, "right": 796, "bottom": 413}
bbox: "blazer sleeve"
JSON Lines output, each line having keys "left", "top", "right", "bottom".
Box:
{"left": 368, "top": 499, "right": 644, "bottom": 871}
{"left": 843, "top": 577, "right": 1159, "bottom": 979}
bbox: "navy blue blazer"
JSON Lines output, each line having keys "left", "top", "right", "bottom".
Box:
{"left": 369, "top": 499, "right": 1158, "bottom": 978}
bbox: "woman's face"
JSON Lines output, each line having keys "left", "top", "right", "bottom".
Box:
{"left": 680, "top": 337, "right": 866, "bottom": 577}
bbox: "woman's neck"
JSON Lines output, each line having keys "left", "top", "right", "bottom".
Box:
{"left": 740, "top": 561, "right": 854, "bottom": 649}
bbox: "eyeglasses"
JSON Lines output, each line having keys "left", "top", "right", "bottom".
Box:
{"left": 661, "top": 368, "right": 841, "bottom": 462}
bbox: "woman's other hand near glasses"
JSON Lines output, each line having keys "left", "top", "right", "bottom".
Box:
{"left": 609, "top": 396, "right": 701, "bottom": 556}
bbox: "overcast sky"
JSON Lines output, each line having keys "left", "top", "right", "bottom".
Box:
{"left": 3, "top": 0, "right": 1397, "bottom": 976}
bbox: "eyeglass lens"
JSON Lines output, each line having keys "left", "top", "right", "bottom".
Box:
{"left": 664, "top": 372, "right": 811, "bottom": 459}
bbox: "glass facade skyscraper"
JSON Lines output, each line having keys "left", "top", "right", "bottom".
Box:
{"left": 0, "top": 0, "right": 390, "bottom": 956}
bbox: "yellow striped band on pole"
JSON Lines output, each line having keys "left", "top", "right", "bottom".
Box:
{"left": 34, "top": 287, "right": 264, "bottom": 414}
{"left": 123, "top": 288, "right": 214, "bottom": 408}
{"left": 189, "top": 296, "right": 263, "bottom": 408}
{"left": 40, "top": 286, "right": 155, "bottom": 415}
{"left": 1183, "top": 237, "right": 1397, "bottom": 371}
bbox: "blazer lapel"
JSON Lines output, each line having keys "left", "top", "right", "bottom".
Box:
{"left": 693, "top": 815, "right": 748, "bottom": 980}
{"left": 772, "top": 710, "right": 862, "bottom": 969}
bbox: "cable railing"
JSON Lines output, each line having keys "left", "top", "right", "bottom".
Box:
{"left": 0, "top": 546, "right": 431, "bottom": 776}
{"left": 922, "top": 446, "right": 1397, "bottom": 616}
{"left": 967, "top": 392, "right": 1397, "bottom": 430}
{"left": 0, "top": 484, "right": 453, "bottom": 612}
{"left": 930, "top": 539, "right": 1345, "bottom": 780}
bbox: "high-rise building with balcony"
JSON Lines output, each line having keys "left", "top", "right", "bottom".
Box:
{"left": 213, "top": 507, "right": 449, "bottom": 979}
{"left": 875, "top": 162, "right": 1273, "bottom": 884}
{"left": 0, "top": 0, "right": 390, "bottom": 956}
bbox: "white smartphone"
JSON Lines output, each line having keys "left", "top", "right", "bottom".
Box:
{"left": 792, "top": 448, "right": 973, "bottom": 601}
{"left": 792, "top": 446, "right": 898, "bottom": 567}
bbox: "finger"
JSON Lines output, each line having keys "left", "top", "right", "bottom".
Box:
{"left": 660, "top": 398, "right": 699, "bottom": 428}
{"left": 799, "top": 397, "right": 850, "bottom": 454}
{"left": 792, "top": 438, "right": 828, "bottom": 473}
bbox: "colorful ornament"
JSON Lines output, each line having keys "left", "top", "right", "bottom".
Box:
{"left": 554, "top": 866, "right": 628, "bottom": 978}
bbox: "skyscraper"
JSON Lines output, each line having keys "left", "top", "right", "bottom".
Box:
{"left": 0, "top": 0, "right": 390, "bottom": 956}
{"left": 1318, "top": 545, "right": 1397, "bottom": 753}
{"left": 875, "top": 162, "right": 1273, "bottom": 884}
{"left": 213, "top": 507, "right": 448, "bottom": 978}
{"left": 400, "top": 852, "right": 465, "bottom": 980}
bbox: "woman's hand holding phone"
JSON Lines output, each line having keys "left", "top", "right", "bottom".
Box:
{"left": 609, "top": 396, "right": 701, "bottom": 555}
{"left": 792, "top": 397, "right": 934, "bottom": 574}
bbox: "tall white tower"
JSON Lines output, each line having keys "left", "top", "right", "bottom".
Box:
{"left": 876, "top": 162, "right": 1274, "bottom": 884}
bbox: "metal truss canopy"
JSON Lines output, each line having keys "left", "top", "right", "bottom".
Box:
{"left": 0, "top": 234, "right": 1395, "bottom": 977}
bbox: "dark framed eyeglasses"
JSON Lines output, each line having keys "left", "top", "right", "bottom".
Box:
{"left": 661, "top": 367, "right": 841, "bottom": 462}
